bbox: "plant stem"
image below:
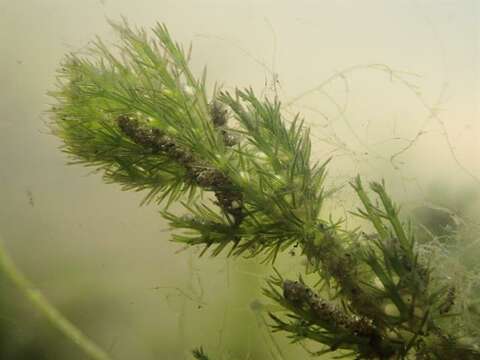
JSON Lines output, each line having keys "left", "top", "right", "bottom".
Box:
{"left": 0, "top": 239, "right": 113, "bottom": 360}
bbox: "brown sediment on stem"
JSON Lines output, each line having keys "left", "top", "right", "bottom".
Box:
{"left": 303, "top": 231, "right": 386, "bottom": 326}
{"left": 282, "top": 280, "right": 395, "bottom": 358}
{"left": 116, "top": 115, "right": 244, "bottom": 224}
{"left": 283, "top": 280, "right": 376, "bottom": 336}
{"left": 209, "top": 100, "right": 239, "bottom": 147}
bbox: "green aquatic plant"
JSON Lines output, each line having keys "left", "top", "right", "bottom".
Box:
{"left": 37, "top": 19, "right": 480, "bottom": 359}
{"left": 192, "top": 347, "right": 211, "bottom": 360}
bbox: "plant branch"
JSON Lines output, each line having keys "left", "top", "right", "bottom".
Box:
{"left": 48, "top": 20, "right": 480, "bottom": 359}
{"left": 0, "top": 240, "right": 112, "bottom": 360}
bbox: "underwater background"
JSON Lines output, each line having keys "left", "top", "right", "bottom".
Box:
{"left": 0, "top": 1, "right": 479, "bottom": 359}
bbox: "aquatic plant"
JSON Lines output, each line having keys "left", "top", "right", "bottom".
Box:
{"left": 3, "top": 19, "right": 475, "bottom": 359}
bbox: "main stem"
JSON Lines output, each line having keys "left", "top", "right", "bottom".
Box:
{"left": 0, "top": 239, "right": 113, "bottom": 360}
